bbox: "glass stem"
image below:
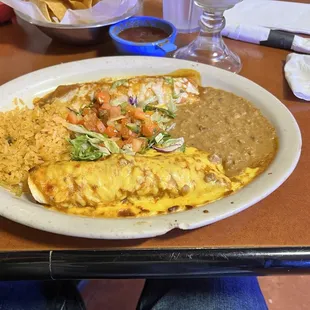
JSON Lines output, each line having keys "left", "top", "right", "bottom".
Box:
{"left": 173, "top": 6, "right": 242, "bottom": 73}
{"left": 196, "top": 10, "right": 226, "bottom": 45}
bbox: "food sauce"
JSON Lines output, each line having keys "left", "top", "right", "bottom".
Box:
{"left": 118, "top": 26, "right": 169, "bottom": 43}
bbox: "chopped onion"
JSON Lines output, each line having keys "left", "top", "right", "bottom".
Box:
{"left": 152, "top": 138, "right": 184, "bottom": 153}
{"left": 129, "top": 96, "right": 138, "bottom": 106}
{"left": 166, "top": 123, "right": 176, "bottom": 132}
{"left": 186, "top": 81, "right": 199, "bottom": 95}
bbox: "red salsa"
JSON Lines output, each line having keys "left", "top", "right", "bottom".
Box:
{"left": 118, "top": 26, "right": 169, "bottom": 43}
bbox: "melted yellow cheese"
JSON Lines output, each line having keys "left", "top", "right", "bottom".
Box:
{"left": 28, "top": 147, "right": 258, "bottom": 218}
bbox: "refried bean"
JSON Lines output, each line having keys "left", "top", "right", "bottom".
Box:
{"left": 171, "top": 87, "right": 278, "bottom": 177}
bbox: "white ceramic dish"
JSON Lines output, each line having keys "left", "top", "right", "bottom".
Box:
{"left": 0, "top": 56, "right": 302, "bottom": 239}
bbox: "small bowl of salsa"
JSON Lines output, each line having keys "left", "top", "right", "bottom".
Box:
{"left": 109, "top": 16, "right": 177, "bottom": 57}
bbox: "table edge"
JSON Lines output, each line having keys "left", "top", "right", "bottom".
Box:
{"left": 1, "top": 247, "right": 310, "bottom": 280}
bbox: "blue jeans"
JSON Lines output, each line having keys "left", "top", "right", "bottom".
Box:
{"left": 0, "top": 281, "right": 85, "bottom": 310}
{"left": 0, "top": 277, "right": 268, "bottom": 310}
{"left": 137, "top": 277, "right": 268, "bottom": 310}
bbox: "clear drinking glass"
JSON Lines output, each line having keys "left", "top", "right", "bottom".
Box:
{"left": 163, "top": 0, "right": 203, "bottom": 33}
{"left": 135, "top": 0, "right": 144, "bottom": 16}
{"left": 173, "top": 0, "right": 243, "bottom": 73}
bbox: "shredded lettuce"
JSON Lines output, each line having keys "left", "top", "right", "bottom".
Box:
{"left": 65, "top": 123, "right": 103, "bottom": 138}
{"left": 164, "top": 77, "right": 173, "bottom": 85}
{"left": 179, "top": 143, "right": 186, "bottom": 153}
{"left": 69, "top": 135, "right": 104, "bottom": 161}
{"left": 120, "top": 102, "right": 128, "bottom": 113}
{"left": 126, "top": 123, "right": 140, "bottom": 133}
{"left": 146, "top": 133, "right": 185, "bottom": 153}
{"left": 87, "top": 137, "right": 110, "bottom": 155}
{"left": 167, "top": 98, "right": 177, "bottom": 115}
{"left": 155, "top": 133, "right": 165, "bottom": 144}
{"left": 166, "top": 123, "right": 176, "bottom": 132}
{"left": 65, "top": 123, "right": 121, "bottom": 159}
{"left": 152, "top": 137, "right": 185, "bottom": 153}
{"left": 161, "top": 137, "right": 184, "bottom": 148}
{"left": 141, "top": 96, "right": 158, "bottom": 107}
{"left": 110, "top": 99, "right": 127, "bottom": 107}
{"left": 150, "top": 111, "right": 171, "bottom": 124}
{"left": 111, "top": 79, "right": 128, "bottom": 90}
{"left": 67, "top": 107, "right": 82, "bottom": 115}
{"left": 172, "top": 88, "right": 186, "bottom": 100}
{"left": 147, "top": 132, "right": 171, "bottom": 149}
{"left": 65, "top": 117, "right": 183, "bottom": 160}
{"left": 121, "top": 144, "right": 135, "bottom": 155}
{"left": 104, "top": 138, "right": 120, "bottom": 154}
{"left": 143, "top": 105, "right": 176, "bottom": 119}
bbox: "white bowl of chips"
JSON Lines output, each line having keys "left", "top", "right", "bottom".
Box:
{"left": 8, "top": 0, "right": 141, "bottom": 44}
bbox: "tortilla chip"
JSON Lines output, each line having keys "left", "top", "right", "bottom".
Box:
{"left": 48, "top": 8, "right": 60, "bottom": 23}
{"left": 44, "top": 0, "right": 69, "bottom": 21}
{"left": 92, "top": 0, "right": 100, "bottom": 6}
{"left": 28, "top": 0, "right": 52, "bottom": 21}
{"left": 83, "top": 0, "right": 92, "bottom": 8}
{"left": 68, "top": 0, "right": 87, "bottom": 10}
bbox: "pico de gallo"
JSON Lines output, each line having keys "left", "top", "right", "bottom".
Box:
{"left": 65, "top": 89, "right": 185, "bottom": 161}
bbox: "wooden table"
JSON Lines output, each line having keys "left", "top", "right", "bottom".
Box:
{"left": 1, "top": 0, "right": 310, "bottom": 280}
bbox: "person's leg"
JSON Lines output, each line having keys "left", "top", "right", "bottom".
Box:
{"left": 0, "top": 281, "right": 45, "bottom": 310}
{"left": 137, "top": 277, "right": 268, "bottom": 310}
{"left": 0, "top": 280, "right": 86, "bottom": 310}
{"left": 42, "top": 281, "right": 86, "bottom": 310}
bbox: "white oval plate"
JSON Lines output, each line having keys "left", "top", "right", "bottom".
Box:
{"left": 0, "top": 56, "right": 302, "bottom": 239}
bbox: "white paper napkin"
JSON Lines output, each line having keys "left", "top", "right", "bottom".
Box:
{"left": 222, "top": 24, "right": 310, "bottom": 54}
{"left": 1, "top": 0, "right": 137, "bottom": 25}
{"left": 225, "top": 0, "right": 310, "bottom": 35}
{"left": 285, "top": 53, "right": 310, "bottom": 101}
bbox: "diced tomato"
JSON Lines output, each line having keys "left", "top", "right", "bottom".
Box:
{"left": 121, "top": 118, "right": 128, "bottom": 126}
{"left": 82, "top": 108, "right": 92, "bottom": 116}
{"left": 141, "top": 120, "right": 159, "bottom": 137}
{"left": 109, "top": 106, "right": 121, "bottom": 119}
{"left": 123, "top": 137, "right": 134, "bottom": 145}
{"left": 66, "top": 111, "right": 79, "bottom": 124}
{"left": 77, "top": 118, "right": 84, "bottom": 125}
{"left": 96, "top": 119, "right": 106, "bottom": 134}
{"left": 92, "top": 107, "right": 99, "bottom": 114}
{"left": 96, "top": 91, "right": 110, "bottom": 105}
{"left": 132, "top": 108, "right": 147, "bottom": 121}
{"left": 123, "top": 113, "right": 132, "bottom": 123}
{"left": 104, "top": 126, "right": 118, "bottom": 137}
{"left": 120, "top": 127, "right": 131, "bottom": 139}
{"left": 91, "top": 104, "right": 101, "bottom": 116}
{"left": 116, "top": 140, "right": 125, "bottom": 148}
{"left": 132, "top": 138, "right": 145, "bottom": 152}
{"left": 83, "top": 113, "right": 99, "bottom": 132}
{"left": 99, "top": 103, "right": 111, "bottom": 112}
{"left": 120, "top": 118, "right": 131, "bottom": 139}
{"left": 126, "top": 105, "right": 135, "bottom": 113}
